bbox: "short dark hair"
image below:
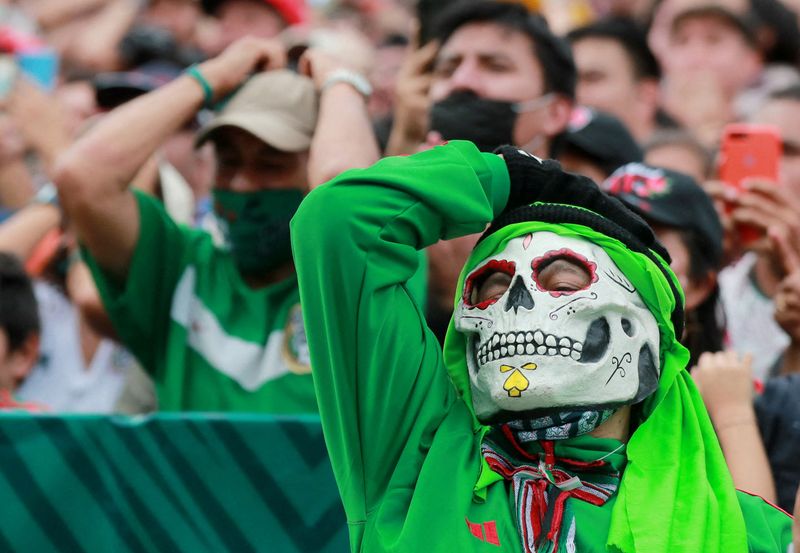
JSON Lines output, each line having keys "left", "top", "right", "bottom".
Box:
{"left": 0, "top": 253, "right": 40, "bottom": 352}
{"left": 567, "top": 17, "right": 660, "bottom": 80}
{"left": 433, "top": 1, "right": 576, "bottom": 99}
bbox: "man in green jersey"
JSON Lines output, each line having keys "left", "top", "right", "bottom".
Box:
{"left": 54, "top": 37, "right": 383, "bottom": 412}
{"left": 292, "top": 141, "right": 796, "bottom": 552}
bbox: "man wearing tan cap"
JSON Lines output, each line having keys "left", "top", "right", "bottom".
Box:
{"left": 54, "top": 37, "right": 378, "bottom": 412}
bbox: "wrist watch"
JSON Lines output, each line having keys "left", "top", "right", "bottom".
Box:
{"left": 321, "top": 69, "right": 373, "bottom": 99}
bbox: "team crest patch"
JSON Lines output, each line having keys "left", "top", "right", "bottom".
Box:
{"left": 282, "top": 304, "right": 311, "bottom": 375}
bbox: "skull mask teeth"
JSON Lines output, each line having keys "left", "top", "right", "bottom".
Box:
{"left": 455, "top": 231, "right": 661, "bottom": 422}
{"left": 476, "top": 329, "right": 584, "bottom": 364}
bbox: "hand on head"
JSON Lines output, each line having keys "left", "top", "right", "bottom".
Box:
{"left": 297, "top": 48, "right": 348, "bottom": 91}
{"left": 197, "top": 36, "right": 288, "bottom": 101}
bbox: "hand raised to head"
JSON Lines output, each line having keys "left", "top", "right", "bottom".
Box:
{"left": 197, "top": 37, "right": 287, "bottom": 101}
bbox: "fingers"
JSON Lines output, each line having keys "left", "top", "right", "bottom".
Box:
{"left": 695, "top": 350, "right": 752, "bottom": 373}
{"left": 254, "top": 39, "right": 287, "bottom": 71}
{"left": 409, "top": 18, "right": 421, "bottom": 52}
{"left": 297, "top": 51, "right": 311, "bottom": 78}
{"left": 741, "top": 178, "right": 800, "bottom": 212}
{"left": 402, "top": 39, "right": 439, "bottom": 78}
{"left": 739, "top": 178, "right": 780, "bottom": 194}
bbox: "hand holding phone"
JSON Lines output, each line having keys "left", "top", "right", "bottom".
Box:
{"left": 718, "top": 124, "right": 782, "bottom": 246}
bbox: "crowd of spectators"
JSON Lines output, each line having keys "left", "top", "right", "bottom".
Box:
{"left": 0, "top": 0, "right": 797, "bottom": 526}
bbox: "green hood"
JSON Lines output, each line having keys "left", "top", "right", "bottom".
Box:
{"left": 442, "top": 216, "right": 749, "bottom": 552}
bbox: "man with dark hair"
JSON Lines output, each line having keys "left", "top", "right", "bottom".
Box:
{"left": 388, "top": 0, "right": 575, "bottom": 158}
{"left": 568, "top": 17, "right": 663, "bottom": 143}
{"left": 0, "top": 253, "right": 43, "bottom": 411}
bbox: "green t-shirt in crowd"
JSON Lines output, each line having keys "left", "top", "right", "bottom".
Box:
{"left": 84, "top": 190, "right": 318, "bottom": 412}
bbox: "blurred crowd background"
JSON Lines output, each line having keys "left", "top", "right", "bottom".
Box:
{"left": 0, "top": 0, "right": 798, "bottom": 517}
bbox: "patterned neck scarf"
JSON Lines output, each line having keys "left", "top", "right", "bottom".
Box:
{"left": 482, "top": 425, "right": 623, "bottom": 553}
{"left": 505, "top": 409, "right": 616, "bottom": 441}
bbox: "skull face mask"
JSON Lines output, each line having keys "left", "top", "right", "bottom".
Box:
{"left": 455, "top": 231, "right": 661, "bottom": 423}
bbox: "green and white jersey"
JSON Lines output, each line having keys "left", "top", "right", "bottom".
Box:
{"left": 84, "top": 190, "right": 317, "bottom": 413}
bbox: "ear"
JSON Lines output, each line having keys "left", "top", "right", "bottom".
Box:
{"left": 9, "top": 333, "right": 40, "bottom": 387}
{"left": 684, "top": 271, "right": 717, "bottom": 311}
{"left": 541, "top": 95, "right": 574, "bottom": 138}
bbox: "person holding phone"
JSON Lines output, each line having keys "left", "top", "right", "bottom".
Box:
{"left": 717, "top": 86, "right": 800, "bottom": 381}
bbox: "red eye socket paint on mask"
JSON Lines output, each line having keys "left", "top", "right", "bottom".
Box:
{"left": 531, "top": 249, "right": 597, "bottom": 297}
{"left": 464, "top": 259, "right": 516, "bottom": 309}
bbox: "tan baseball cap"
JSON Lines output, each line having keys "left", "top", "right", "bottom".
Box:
{"left": 195, "top": 69, "right": 318, "bottom": 153}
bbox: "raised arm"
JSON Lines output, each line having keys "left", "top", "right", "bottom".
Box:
{"left": 693, "top": 351, "right": 777, "bottom": 502}
{"left": 299, "top": 49, "right": 381, "bottom": 188}
{"left": 54, "top": 37, "right": 286, "bottom": 281}
{"left": 291, "top": 141, "right": 509, "bottom": 518}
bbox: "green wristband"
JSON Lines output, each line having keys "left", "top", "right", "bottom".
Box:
{"left": 185, "top": 64, "right": 214, "bottom": 108}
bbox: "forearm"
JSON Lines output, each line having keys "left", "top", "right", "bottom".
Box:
{"left": 308, "top": 84, "right": 380, "bottom": 188}
{"left": 713, "top": 407, "right": 777, "bottom": 502}
{"left": 55, "top": 75, "right": 202, "bottom": 276}
{"left": 57, "top": 75, "right": 203, "bottom": 203}
{"left": 0, "top": 203, "right": 60, "bottom": 260}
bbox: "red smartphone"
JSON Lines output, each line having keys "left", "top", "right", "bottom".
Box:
{"left": 718, "top": 124, "right": 782, "bottom": 246}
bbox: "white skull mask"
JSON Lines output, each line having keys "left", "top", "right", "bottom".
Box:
{"left": 455, "top": 231, "right": 661, "bottom": 423}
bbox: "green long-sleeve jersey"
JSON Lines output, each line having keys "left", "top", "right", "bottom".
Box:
{"left": 291, "top": 141, "right": 792, "bottom": 552}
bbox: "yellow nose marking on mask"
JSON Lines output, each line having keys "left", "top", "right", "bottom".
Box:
{"left": 501, "top": 362, "right": 538, "bottom": 397}
{"left": 503, "top": 370, "right": 529, "bottom": 397}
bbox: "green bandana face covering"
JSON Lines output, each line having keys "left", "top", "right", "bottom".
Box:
{"left": 213, "top": 188, "right": 304, "bottom": 276}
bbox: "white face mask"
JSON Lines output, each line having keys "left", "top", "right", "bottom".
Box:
{"left": 454, "top": 231, "right": 661, "bottom": 423}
